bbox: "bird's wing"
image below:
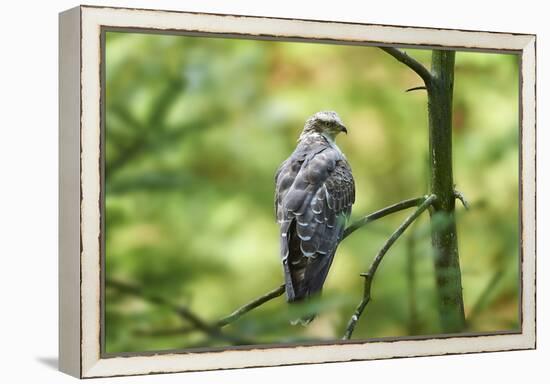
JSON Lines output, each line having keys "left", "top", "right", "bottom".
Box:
{"left": 275, "top": 147, "right": 355, "bottom": 301}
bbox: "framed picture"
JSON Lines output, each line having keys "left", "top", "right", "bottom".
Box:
{"left": 59, "top": 5, "right": 536, "bottom": 378}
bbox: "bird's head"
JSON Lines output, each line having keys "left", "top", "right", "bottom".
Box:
{"left": 300, "top": 111, "right": 348, "bottom": 142}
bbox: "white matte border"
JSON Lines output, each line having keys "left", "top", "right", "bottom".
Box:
{"left": 78, "top": 5, "right": 536, "bottom": 378}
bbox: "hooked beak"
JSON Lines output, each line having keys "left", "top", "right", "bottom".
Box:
{"left": 340, "top": 125, "right": 348, "bottom": 135}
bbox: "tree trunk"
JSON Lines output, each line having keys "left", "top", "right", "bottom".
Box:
{"left": 427, "top": 50, "right": 466, "bottom": 333}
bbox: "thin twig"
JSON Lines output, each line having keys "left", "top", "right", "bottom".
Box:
{"left": 454, "top": 189, "right": 470, "bottom": 210}
{"left": 343, "top": 194, "right": 437, "bottom": 340}
{"left": 216, "top": 284, "right": 286, "bottom": 327}
{"left": 380, "top": 47, "right": 433, "bottom": 86}
{"left": 343, "top": 196, "right": 427, "bottom": 239}
{"left": 406, "top": 86, "right": 427, "bottom": 92}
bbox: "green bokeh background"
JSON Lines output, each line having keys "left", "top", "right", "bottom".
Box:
{"left": 104, "top": 31, "right": 520, "bottom": 354}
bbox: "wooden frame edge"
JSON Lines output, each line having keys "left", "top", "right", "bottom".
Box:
{"left": 58, "top": 5, "right": 82, "bottom": 379}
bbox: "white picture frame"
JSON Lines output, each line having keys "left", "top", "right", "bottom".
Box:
{"left": 59, "top": 5, "right": 536, "bottom": 378}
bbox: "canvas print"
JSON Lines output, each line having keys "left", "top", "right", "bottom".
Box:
{"left": 103, "top": 30, "right": 520, "bottom": 355}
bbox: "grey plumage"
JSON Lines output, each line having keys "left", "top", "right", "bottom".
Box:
{"left": 275, "top": 111, "right": 355, "bottom": 322}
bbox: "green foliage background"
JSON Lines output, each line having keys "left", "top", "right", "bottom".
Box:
{"left": 104, "top": 31, "right": 519, "bottom": 353}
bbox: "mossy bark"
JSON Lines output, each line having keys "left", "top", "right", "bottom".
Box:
{"left": 427, "top": 50, "right": 466, "bottom": 333}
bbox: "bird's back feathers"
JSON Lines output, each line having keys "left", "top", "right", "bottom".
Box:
{"left": 275, "top": 133, "right": 355, "bottom": 308}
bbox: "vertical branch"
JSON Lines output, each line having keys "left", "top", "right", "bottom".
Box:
{"left": 427, "top": 50, "right": 466, "bottom": 332}
{"left": 379, "top": 46, "right": 466, "bottom": 333}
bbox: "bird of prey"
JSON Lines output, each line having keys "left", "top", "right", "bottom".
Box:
{"left": 275, "top": 111, "right": 355, "bottom": 323}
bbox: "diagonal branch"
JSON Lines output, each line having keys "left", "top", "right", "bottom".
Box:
{"left": 114, "top": 280, "right": 285, "bottom": 338}
{"left": 380, "top": 47, "right": 434, "bottom": 86}
{"left": 216, "top": 284, "right": 286, "bottom": 327}
{"left": 343, "top": 196, "right": 427, "bottom": 239}
{"left": 110, "top": 196, "right": 435, "bottom": 340}
{"left": 343, "top": 194, "right": 437, "bottom": 340}
{"left": 106, "top": 278, "right": 251, "bottom": 344}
